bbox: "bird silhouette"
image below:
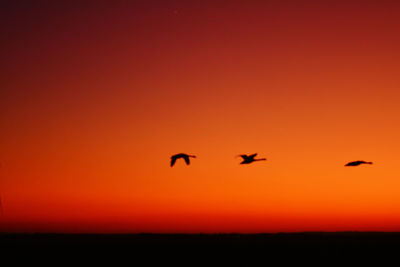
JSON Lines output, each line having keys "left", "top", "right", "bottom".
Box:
{"left": 345, "top": 160, "right": 373, "bottom": 167}
{"left": 238, "top": 153, "right": 266, "bottom": 164}
{"left": 170, "top": 153, "right": 196, "bottom": 167}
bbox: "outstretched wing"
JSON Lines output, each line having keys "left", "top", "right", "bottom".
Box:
{"left": 184, "top": 156, "right": 190, "bottom": 165}
{"left": 249, "top": 153, "right": 257, "bottom": 158}
{"left": 170, "top": 156, "right": 177, "bottom": 167}
{"left": 345, "top": 161, "right": 359, "bottom": 166}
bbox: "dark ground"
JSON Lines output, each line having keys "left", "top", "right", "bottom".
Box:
{"left": 1, "top": 232, "right": 400, "bottom": 265}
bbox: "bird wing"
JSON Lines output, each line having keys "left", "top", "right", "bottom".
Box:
{"left": 184, "top": 156, "right": 190, "bottom": 165}
{"left": 249, "top": 153, "right": 257, "bottom": 158}
{"left": 170, "top": 156, "right": 177, "bottom": 167}
{"left": 239, "top": 155, "right": 248, "bottom": 160}
{"left": 345, "top": 161, "right": 359, "bottom": 166}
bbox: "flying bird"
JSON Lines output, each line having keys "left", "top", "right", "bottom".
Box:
{"left": 170, "top": 153, "right": 196, "bottom": 167}
{"left": 238, "top": 153, "right": 266, "bottom": 164}
{"left": 345, "top": 160, "right": 373, "bottom": 167}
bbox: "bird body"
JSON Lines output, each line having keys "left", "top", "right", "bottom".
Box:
{"left": 238, "top": 153, "right": 266, "bottom": 164}
{"left": 170, "top": 153, "right": 196, "bottom": 167}
{"left": 345, "top": 160, "right": 373, "bottom": 167}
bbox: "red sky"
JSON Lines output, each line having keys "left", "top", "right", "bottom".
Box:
{"left": 2, "top": 1, "right": 400, "bottom": 233}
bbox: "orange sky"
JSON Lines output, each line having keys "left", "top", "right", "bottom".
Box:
{"left": 2, "top": 1, "right": 400, "bottom": 233}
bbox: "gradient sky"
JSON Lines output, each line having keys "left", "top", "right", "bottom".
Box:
{"left": 2, "top": 0, "right": 400, "bottom": 233}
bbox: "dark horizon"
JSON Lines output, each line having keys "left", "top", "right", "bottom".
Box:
{"left": 4, "top": 231, "right": 400, "bottom": 265}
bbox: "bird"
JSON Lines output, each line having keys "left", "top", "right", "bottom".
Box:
{"left": 345, "top": 160, "right": 373, "bottom": 167}
{"left": 238, "top": 153, "right": 266, "bottom": 164}
{"left": 170, "top": 153, "right": 197, "bottom": 167}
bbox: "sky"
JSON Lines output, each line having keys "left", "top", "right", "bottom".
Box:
{"left": 1, "top": 0, "right": 400, "bottom": 233}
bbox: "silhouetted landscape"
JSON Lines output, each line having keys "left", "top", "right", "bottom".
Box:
{"left": 2, "top": 232, "right": 400, "bottom": 264}
{"left": 3, "top": 2, "right": 400, "bottom": 266}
